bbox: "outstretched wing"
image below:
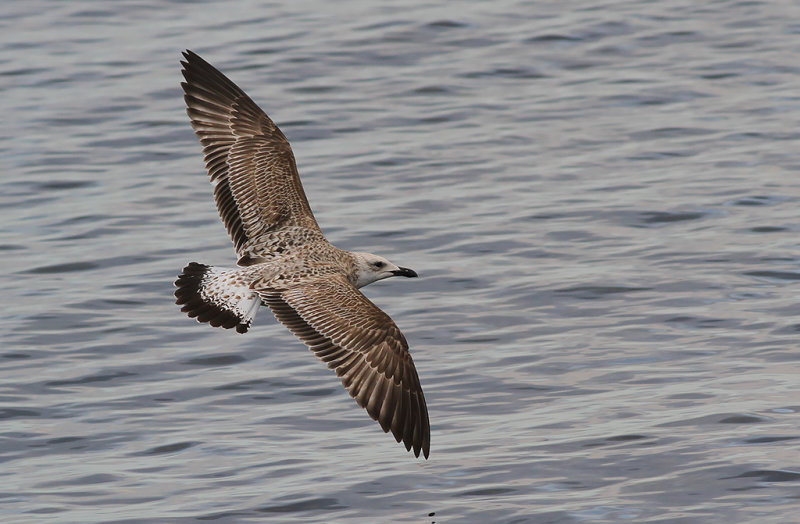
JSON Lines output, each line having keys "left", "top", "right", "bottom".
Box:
{"left": 259, "top": 274, "right": 430, "bottom": 458}
{"left": 180, "top": 50, "right": 321, "bottom": 255}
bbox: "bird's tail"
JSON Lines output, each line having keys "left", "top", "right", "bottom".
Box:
{"left": 174, "top": 262, "right": 261, "bottom": 334}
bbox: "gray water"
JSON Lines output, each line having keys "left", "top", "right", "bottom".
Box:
{"left": 2, "top": 1, "right": 800, "bottom": 522}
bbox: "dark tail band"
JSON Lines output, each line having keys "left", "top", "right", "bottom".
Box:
{"left": 174, "top": 262, "right": 258, "bottom": 334}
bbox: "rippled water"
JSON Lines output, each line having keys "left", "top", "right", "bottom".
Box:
{"left": 3, "top": 1, "right": 800, "bottom": 522}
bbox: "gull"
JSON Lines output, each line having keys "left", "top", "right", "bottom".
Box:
{"left": 173, "top": 50, "right": 430, "bottom": 458}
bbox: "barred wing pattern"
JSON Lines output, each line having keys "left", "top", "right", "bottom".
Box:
{"left": 180, "top": 50, "right": 320, "bottom": 254}
{"left": 260, "top": 275, "right": 430, "bottom": 458}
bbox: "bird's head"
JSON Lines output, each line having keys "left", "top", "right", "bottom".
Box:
{"left": 351, "top": 252, "right": 418, "bottom": 288}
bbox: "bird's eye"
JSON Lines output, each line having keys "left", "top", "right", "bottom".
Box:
{"left": 374, "top": 261, "right": 385, "bottom": 269}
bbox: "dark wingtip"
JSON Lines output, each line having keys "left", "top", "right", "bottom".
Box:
{"left": 180, "top": 49, "right": 212, "bottom": 74}
{"left": 180, "top": 49, "right": 193, "bottom": 69}
{"left": 421, "top": 431, "right": 430, "bottom": 459}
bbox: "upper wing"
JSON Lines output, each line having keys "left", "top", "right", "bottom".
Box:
{"left": 258, "top": 274, "right": 430, "bottom": 458}
{"left": 180, "top": 50, "right": 321, "bottom": 254}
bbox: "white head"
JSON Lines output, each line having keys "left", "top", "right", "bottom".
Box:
{"left": 351, "top": 252, "right": 418, "bottom": 288}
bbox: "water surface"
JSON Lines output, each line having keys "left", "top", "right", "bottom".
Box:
{"left": 2, "top": 1, "right": 800, "bottom": 522}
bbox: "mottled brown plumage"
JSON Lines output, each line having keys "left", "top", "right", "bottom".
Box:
{"left": 175, "top": 50, "right": 429, "bottom": 458}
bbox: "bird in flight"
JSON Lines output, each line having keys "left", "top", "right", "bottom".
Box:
{"left": 174, "top": 50, "right": 430, "bottom": 458}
